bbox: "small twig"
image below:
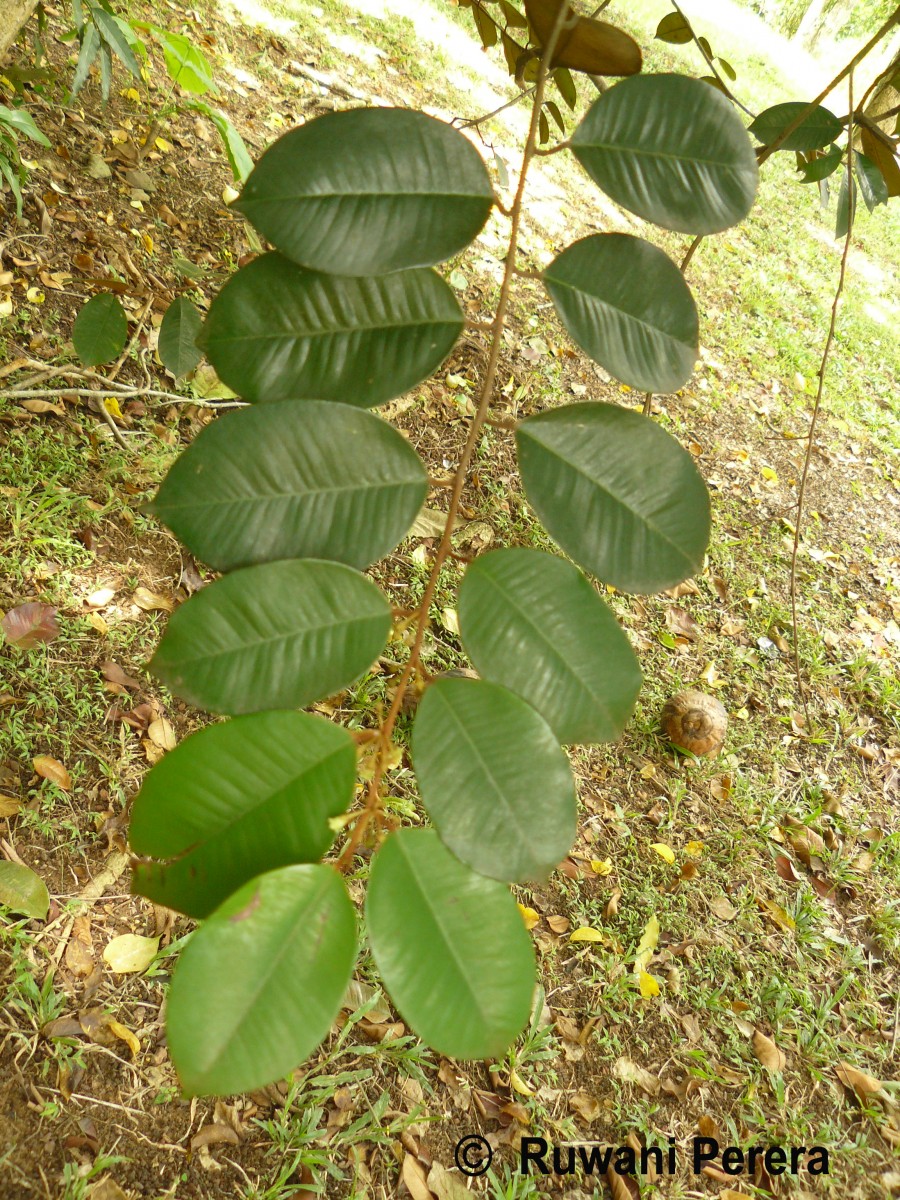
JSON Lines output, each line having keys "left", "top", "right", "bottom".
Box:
{"left": 91, "top": 396, "right": 129, "bottom": 450}
{"left": 456, "top": 84, "right": 538, "bottom": 131}
{"left": 788, "top": 73, "right": 856, "bottom": 725}
{"left": 670, "top": 0, "right": 755, "bottom": 118}
{"left": 108, "top": 296, "right": 152, "bottom": 382}
{"left": 0, "top": 387, "right": 243, "bottom": 408}
{"left": 534, "top": 139, "right": 571, "bottom": 155}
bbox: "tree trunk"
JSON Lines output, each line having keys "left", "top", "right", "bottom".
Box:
{"left": 0, "top": 0, "right": 39, "bottom": 62}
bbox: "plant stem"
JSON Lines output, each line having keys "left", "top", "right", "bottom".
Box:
{"left": 788, "top": 73, "right": 856, "bottom": 726}
{"left": 335, "top": 1, "right": 576, "bottom": 872}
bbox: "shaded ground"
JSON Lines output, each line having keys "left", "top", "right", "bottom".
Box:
{"left": 1, "top": 0, "right": 899, "bottom": 1198}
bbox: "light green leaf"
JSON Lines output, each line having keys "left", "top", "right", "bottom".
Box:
{"left": 0, "top": 860, "right": 50, "bottom": 919}
{"left": 234, "top": 107, "right": 494, "bottom": 275}
{"left": 0, "top": 104, "right": 50, "bottom": 147}
{"left": 748, "top": 102, "right": 842, "bottom": 153}
{"left": 457, "top": 547, "right": 641, "bottom": 743}
{"left": 70, "top": 22, "right": 100, "bottom": 98}
{"left": 149, "top": 402, "right": 427, "bottom": 572}
{"left": 158, "top": 296, "right": 203, "bottom": 378}
{"left": 150, "top": 559, "right": 391, "bottom": 714}
{"left": 167, "top": 865, "right": 357, "bottom": 1095}
{"left": 412, "top": 677, "right": 576, "bottom": 882}
{"left": 157, "top": 29, "right": 216, "bottom": 95}
{"left": 798, "top": 143, "right": 842, "bottom": 183}
{"left": 366, "top": 829, "right": 535, "bottom": 1059}
{"left": 516, "top": 402, "right": 711, "bottom": 593}
{"left": 200, "top": 253, "right": 463, "bottom": 406}
{"left": 130, "top": 712, "right": 355, "bottom": 918}
{"left": 72, "top": 293, "right": 127, "bottom": 367}
{"left": 93, "top": 9, "right": 141, "bottom": 78}
{"left": 855, "top": 153, "right": 889, "bottom": 211}
{"left": 192, "top": 102, "right": 253, "bottom": 182}
{"left": 543, "top": 234, "right": 698, "bottom": 393}
{"left": 655, "top": 12, "right": 692, "bottom": 43}
{"left": 571, "top": 73, "right": 758, "bottom": 234}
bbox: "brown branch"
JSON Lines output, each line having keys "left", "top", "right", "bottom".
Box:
{"left": 758, "top": 5, "right": 900, "bottom": 165}
{"left": 788, "top": 74, "right": 856, "bottom": 724}
{"left": 336, "top": 1, "right": 576, "bottom": 871}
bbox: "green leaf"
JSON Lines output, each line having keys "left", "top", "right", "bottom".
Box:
{"left": 0, "top": 104, "right": 50, "bottom": 147}
{"left": 798, "top": 143, "right": 842, "bottom": 183}
{"left": 0, "top": 154, "right": 23, "bottom": 219}
{"left": 855, "top": 152, "right": 889, "bottom": 211}
{"left": 412, "top": 677, "right": 576, "bottom": 882}
{"left": 157, "top": 29, "right": 216, "bottom": 95}
{"left": 98, "top": 39, "right": 112, "bottom": 103}
{"left": 570, "top": 73, "right": 758, "bottom": 234}
{"left": 655, "top": 12, "right": 692, "bottom": 43}
{"left": 72, "top": 293, "right": 127, "bottom": 367}
{"left": 70, "top": 22, "right": 100, "bottom": 98}
{"left": 366, "top": 829, "right": 535, "bottom": 1059}
{"left": 130, "top": 712, "right": 355, "bottom": 918}
{"left": 516, "top": 402, "right": 710, "bottom": 593}
{"left": 158, "top": 296, "right": 203, "bottom": 378}
{"left": 149, "top": 402, "right": 427, "bottom": 572}
{"left": 835, "top": 169, "right": 856, "bottom": 239}
{"left": 553, "top": 66, "right": 577, "bottom": 110}
{"left": 717, "top": 56, "right": 737, "bottom": 82}
{"left": 0, "top": 860, "right": 50, "bottom": 919}
{"left": 151, "top": 559, "right": 391, "bottom": 715}
{"left": 234, "top": 108, "right": 494, "bottom": 275}
{"left": 748, "top": 102, "right": 842, "bottom": 152}
{"left": 189, "top": 101, "right": 253, "bottom": 182}
{"left": 542, "top": 234, "right": 698, "bottom": 393}
{"left": 458, "top": 547, "right": 641, "bottom": 743}
{"left": 200, "top": 253, "right": 463, "bottom": 407}
{"left": 93, "top": 9, "right": 140, "bottom": 78}
{"left": 167, "top": 865, "right": 357, "bottom": 1096}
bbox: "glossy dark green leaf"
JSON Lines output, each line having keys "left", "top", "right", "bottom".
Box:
{"left": 167, "top": 865, "right": 357, "bottom": 1095}
{"left": 571, "top": 73, "right": 758, "bottom": 234}
{"left": 798, "top": 143, "right": 842, "bottom": 183}
{"left": 366, "top": 829, "right": 535, "bottom": 1059}
{"left": 458, "top": 548, "right": 641, "bottom": 742}
{"left": 149, "top": 402, "right": 427, "bottom": 572}
{"left": 855, "top": 153, "right": 889, "bottom": 211}
{"left": 0, "top": 861, "right": 50, "bottom": 920}
{"left": 542, "top": 234, "right": 698, "bottom": 393}
{"left": 72, "top": 293, "right": 127, "bottom": 367}
{"left": 150, "top": 559, "right": 391, "bottom": 715}
{"left": 158, "top": 296, "right": 203, "bottom": 378}
{"left": 234, "top": 108, "right": 494, "bottom": 276}
{"left": 749, "top": 102, "right": 842, "bottom": 152}
{"left": 412, "top": 677, "right": 576, "bottom": 882}
{"left": 200, "top": 253, "right": 463, "bottom": 406}
{"left": 516, "top": 402, "right": 711, "bottom": 593}
{"left": 130, "top": 712, "right": 355, "bottom": 918}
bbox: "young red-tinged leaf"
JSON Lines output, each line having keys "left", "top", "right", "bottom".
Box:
{"left": 1, "top": 603, "right": 59, "bottom": 649}
{"left": 33, "top": 755, "right": 72, "bottom": 791}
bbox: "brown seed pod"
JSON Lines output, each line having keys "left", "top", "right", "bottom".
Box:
{"left": 660, "top": 690, "right": 728, "bottom": 757}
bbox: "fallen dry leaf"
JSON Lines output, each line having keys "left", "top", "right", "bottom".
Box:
{"left": 33, "top": 755, "right": 72, "bottom": 791}
{"left": 102, "top": 933, "right": 159, "bottom": 974}
{"left": 547, "top": 914, "right": 570, "bottom": 934}
{"left": 147, "top": 717, "right": 176, "bottom": 751}
{"left": 1, "top": 603, "right": 59, "bottom": 649}
{"left": 570, "top": 1090, "right": 601, "bottom": 1123}
{"left": 100, "top": 661, "right": 142, "bottom": 690}
{"left": 613, "top": 1057, "right": 660, "bottom": 1096}
{"left": 401, "top": 1152, "right": 432, "bottom": 1200}
{"left": 132, "top": 587, "right": 173, "bottom": 612}
{"left": 709, "top": 895, "right": 737, "bottom": 920}
{"left": 427, "top": 1161, "right": 470, "bottom": 1200}
{"left": 0, "top": 795, "right": 23, "bottom": 817}
{"left": 751, "top": 1029, "right": 786, "bottom": 1072}
{"left": 836, "top": 1062, "right": 884, "bottom": 1103}
{"left": 191, "top": 1123, "right": 240, "bottom": 1150}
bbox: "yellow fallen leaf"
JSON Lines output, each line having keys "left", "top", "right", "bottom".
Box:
{"left": 638, "top": 969, "right": 660, "bottom": 999}
{"left": 103, "top": 397, "right": 124, "bottom": 419}
{"left": 761, "top": 466, "right": 778, "bottom": 482}
{"left": 635, "top": 913, "right": 659, "bottom": 970}
{"left": 103, "top": 933, "right": 159, "bottom": 974}
{"left": 650, "top": 842, "right": 675, "bottom": 864}
{"left": 147, "top": 717, "right": 176, "bottom": 752}
{"left": 133, "top": 587, "right": 173, "bottom": 612}
{"left": 26, "top": 287, "right": 45, "bottom": 303}
{"left": 685, "top": 840, "right": 704, "bottom": 857}
{"left": 0, "top": 795, "right": 23, "bottom": 817}
{"left": 590, "top": 858, "right": 612, "bottom": 876}
{"left": 510, "top": 1068, "right": 534, "bottom": 1096}
{"left": 155, "top": 136, "right": 173, "bottom": 152}
{"left": 107, "top": 1018, "right": 140, "bottom": 1057}
{"left": 142, "top": 232, "right": 154, "bottom": 254}
{"left": 517, "top": 904, "right": 539, "bottom": 930}
{"left": 569, "top": 926, "right": 606, "bottom": 943}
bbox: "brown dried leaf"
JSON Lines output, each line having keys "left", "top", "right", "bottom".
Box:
{"left": 835, "top": 1062, "right": 883, "bottom": 1103}
{"left": 709, "top": 895, "right": 737, "bottom": 921}
{"left": 427, "top": 1162, "right": 471, "bottom": 1200}
{"left": 697, "top": 1113, "right": 721, "bottom": 1140}
{"left": 0, "top": 795, "right": 23, "bottom": 817}
{"left": 133, "top": 587, "right": 173, "bottom": 612}
{"left": 613, "top": 1057, "right": 660, "bottom": 1095}
{"left": 147, "top": 717, "right": 176, "bottom": 751}
{"left": 19, "top": 399, "right": 65, "bottom": 415}
{"left": 751, "top": 1029, "right": 785, "bottom": 1072}
{"left": 191, "top": 1123, "right": 240, "bottom": 1151}
{"left": 33, "top": 755, "right": 72, "bottom": 791}
{"left": 665, "top": 605, "right": 701, "bottom": 640}
{"left": 401, "top": 1153, "right": 433, "bottom": 1200}
{"left": 100, "top": 661, "right": 142, "bottom": 690}
{"left": 546, "top": 914, "right": 570, "bottom": 934}
{"left": 1, "top": 603, "right": 59, "bottom": 649}
{"left": 569, "top": 1090, "right": 601, "bottom": 1123}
